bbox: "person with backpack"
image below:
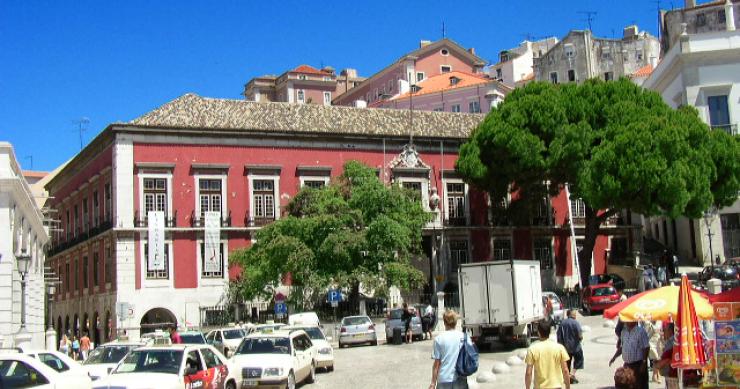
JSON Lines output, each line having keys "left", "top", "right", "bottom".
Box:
{"left": 525, "top": 320, "right": 571, "bottom": 389}
{"left": 429, "top": 310, "right": 475, "bottom": 389}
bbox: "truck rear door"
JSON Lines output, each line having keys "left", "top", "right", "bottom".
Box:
{"left": 487, "top": 263, "right": 516, "bottom": 323}
{"left": 512, "top": 261, "right": 544, "bottom": 323}
{"left": 459, "top": 265, "right": 490, "bottom": 325}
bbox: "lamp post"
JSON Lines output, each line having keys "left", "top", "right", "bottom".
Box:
{"left": 16, "top": 250, "right": 31, "bottom": 332}
{"left": 47, "top": 283, "right": 56, "bottom": 331}
{"left": 703, "top": 207, "right": 717, "bottom": 273}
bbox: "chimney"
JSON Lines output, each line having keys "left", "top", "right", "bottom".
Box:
{"left": 685, "top": 0, "right": 696, "bottom": 8}
{"left": 623, "top": 25, "right": 638, "bottom": 38}
{"left": 420, "top": 40, "right": 432, "bottom": 48}
{"left": 468, "top": 47, "right": 476, "bottom": 55}
{"left": 340, "top": 68, "right": 358, "bottom": 78}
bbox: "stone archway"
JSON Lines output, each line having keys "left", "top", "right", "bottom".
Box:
{"left": 73, "top": 314, "right": 79, "bottom": 337}
{"left": 82, "top": 313, "right": 89, "bottom": 336}
{"left": 104, "top": 311, "right": 111, "bottom": 342}
{"left": 92, "top": 312, "right": 101, "bottom": 346}
{"left": 139, "top": 307, "right": 177, "bottom": 335}
{"left": 64, "top": 316, "right": 70, "bottom": 336}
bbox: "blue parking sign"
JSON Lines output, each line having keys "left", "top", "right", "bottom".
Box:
{"left": 274, "top": 302, "right": 287, "bottom": 315}
{"left": 328, "top": 289, "right": 342, "bottom": 303}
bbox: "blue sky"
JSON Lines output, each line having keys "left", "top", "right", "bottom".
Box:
{"left": 1, "top": 0, "right": 665, "bottom": 171}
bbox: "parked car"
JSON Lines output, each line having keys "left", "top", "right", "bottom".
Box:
{"left": 0, "top": 352, "right": 92, "bottom": 389}
{"left": 285, "top": 325, "right": 334, "bottom": 372}
{"left": 230, "top": 330, "right": 317, "bottom": 388}
{"left": 179, "top": 331, "right": 207, "bottom": 345}
{"left": 542, "top": 292, "right": 565, "bottom": 323}
{"left": 339, "top": 315, "right": 378, "bottom": 348}
{"left": 82, "top": 340, "right": 146, "bottom": 381}
{"left": 592, "top": 274, "right": 626, "bottom": 291}
{"left": 140, "top": 329, "right": 172, "bottom": 345}
{"left": 253, "top": 323, "right": 287, "bottom": 334}
{"left": 384, "top": 308, "right": 422, "bottom": 342}
{"left": 288, "top": 312, "right": 320, "bottom": 327}
{"left": 698, "top": 265, "right": 740, "bottom": 291}
{"left": 24, "top": 349, "right": 90, "bottom": 382}
{"left": 92, "top": 344, "right": 237, "bottom": 389}
{"left": 581, "top": 283, "right": 620, "bottom": 315}
{"left": 206, "top": 327, "right": 247, "bottom": 357}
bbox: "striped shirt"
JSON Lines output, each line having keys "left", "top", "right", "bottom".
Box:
{"left": 620, "top": 324, "right": 649, "bottom": 364}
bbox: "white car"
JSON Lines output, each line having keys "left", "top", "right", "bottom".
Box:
{"left": 253, "top": 323, "right": 286, "bottom": 334}
{"left": 82, "top": 341, "right": 145, "bottom": 381}
{"left": 287, "top": 312, "right": 320, "bottom": 327}
{"left": 0, "top": 352, "right": 92, "bottom": 388}
{"left": 230, "top": 330, "right": 316, "bottom": 389}
{"left": 92, "top": 344, "right": 237, "bottom": 389}
{"left": 24, "top": 349, "right": 90, "bottom": 383}
{"left": 542, "top": 291, "right": 566, "bottom": 324}
{"left": 206, "top": 327, "right": 247, "bottom": 357}
{"left": 285, "top": 325, "right": 334, "bottom": 372}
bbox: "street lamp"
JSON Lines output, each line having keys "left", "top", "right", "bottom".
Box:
{"left": 47, "top": 282, "right": 57, "bottom": 331}
{"left": 16, "top": 250, "right": 31, "bottom": 332}
{"left": 703, "top": 207, "right": 717, "bottom": 274}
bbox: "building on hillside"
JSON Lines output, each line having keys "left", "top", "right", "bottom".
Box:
{"left": 372, "top": 71, "right": 510, "bottom": 113}
{"left": 660, "top": 0, "right": 740, "bottom": 53}
{"left": 642, "top": 0, "right": 739, "bottom": 265}
{"left": 333, "top": 39, "right": 487, "bottom": 108}
{"left": 243, "top": 65, "right": 365, "bottom": 105}
{"left": 45, "top": 94, "right": 639, "bottom": 340}
{"left": 488, "top": 37, "right": 559, "bottom": 88}
{"left": 534, "top": 26, "right": 660, "bottom": 84}
{"left": 0, "top": 143, "right": 50, "bottom": 349}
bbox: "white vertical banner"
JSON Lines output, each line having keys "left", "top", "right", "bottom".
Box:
{"left": 147, "top": 211, "right": 165, "bottom": 271}
{"left": 204, "top": 211, "right": 221, "bottom": 273}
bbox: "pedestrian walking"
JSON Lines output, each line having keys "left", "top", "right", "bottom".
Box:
{"left": 641, "top": 319, "right": 663, "bottom": 384}
{"left": 557, "top": 309, "right": 583, "bottom": 384}
{"left": 642, "top": 266, "right": 655, "bottom": 291}
{"left": 71, "top": 335, "right": 80, "bottom": 360}
{"left": 429, "top": 310, "right": 470, "bottom": 389}
{"left": 402, "top": 303, "right": 414, "bottom": 344}
{"left": 423, "top": 304, "right": 435, "bottom": 340}
{"left": 169, "top": 325, "right": 182, "bottom": 344}
{"left": 657, "top": 265, "right": 667, "bottom": 287}
{"left": 58, "top": 334, "right": 69, "bottom": 355}
{"left": 80, "top": 332, "right": 91, "bottom": 361}
{"left": 525, "top": 320, "right": 571, "bottom": 389}
{"left": 609, "top": 321, "right": 650, "bottom": 389}
{"left": 654, "top": 323, "right": 677, "bottom": 389}
{"left": 671, "top": 252, "right": 679, "bottom": 279}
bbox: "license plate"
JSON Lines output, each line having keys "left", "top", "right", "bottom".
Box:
{"left": 242, "top": 379, "right": 258, "bottom": 387}
{"left": 354, "top": 334, "right": 364, "bottom": 338}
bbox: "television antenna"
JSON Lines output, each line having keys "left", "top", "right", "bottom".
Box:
{"left": 73, "top": 117, "right": 90, "bottom": 150}
{"left": 578, "top": 11, "right": 597, "bottom": 31}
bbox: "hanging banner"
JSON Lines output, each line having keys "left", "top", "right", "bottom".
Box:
{"left": 204, "top": 211, "right": 221, "bottom": 273}
{"left": 147, "top": 211, "right": 165, "bottom": 271}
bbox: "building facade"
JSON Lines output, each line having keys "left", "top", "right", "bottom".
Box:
{"left": 333, "top": 39, "right": 487, "bottom": 107}
{"left": 643, "top": 0, "right": 740, "bottom": 265}
{"left": 489, "top": 37, "right": 559, "bottom": 88}
{"left": 243, "top": 65, "right": 365, "bottom": 105}
{"left": 0, "top": 142, "right": 49, "bottom": 349}
{"left": 660, "top": 0, "right": 740, "bottom": 53}
{"left": 534, "top": 26, "right": 660, "bottom": 84}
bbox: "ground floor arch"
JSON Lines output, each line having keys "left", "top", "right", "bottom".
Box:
{"left": 139, "top": 307, "right": 177, "bottom": 335}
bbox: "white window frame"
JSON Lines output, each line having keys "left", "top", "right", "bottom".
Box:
{"left": 451, "top": 104, "right": 461, "bottom": 113}
{"left": 248, "top": 173, "right": 281, "bottom": 222}
{"left": 323, "top": 91, "right": 331, "bottom": 105}
{"left": 197, "top": 238, "right": 229, "bottom": 285}
{"left": 194, "top": 174, "right": 227, "bottom": 223}
{"left": 440, "top": 65, "right": 452, "bottom": 73}
{"left": 570, "top": 198, "right": 586, "bottom": 218}
{"left": 138, "top": 172, "right": 173, "bottom": 221}
{"left": 448, "top": 236, "right": 471, "bottom": 273}
{"left": 297, "top": 89, "right": 305, "bottom": 103}
{"left": 533, "top": 237, "right": 554, "bottom": 270}
{"left": 299, "top": 176, "right": 330, "bottom": 188}
{"left": 468, "top": 101, "right": 480, "bottom": 113}
{"left": 416, "top": 72, "right": 425, "bottom": 83}
{"left": 396, "top": 177, "right": 430, "bottom": 211}
{"left": 139, "top": 235, "right": 174, "bottom": 288}
{"left": 443, "top": 179, "right": 469, "bottom": 225}
{"left": 493, "top": 236, "right": 513, "bottom": 261}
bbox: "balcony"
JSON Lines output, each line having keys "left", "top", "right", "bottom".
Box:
{"left": 134, "top": 211, "right": 177, "bottom": 228}
{"left": 531, "top": 216, "right": 554, "bottom": 226}
{"left": 191, "top": 211, "right": 232, "bottom": 227}
{"left": 444, "top": 217, "right": 468, "bottom": 227}
{"left": 245, "top": 216, "right": 276, "bottom": 227}
{"left": 48, "top": 218, "right": 113, "bottom": 256}
{"left": 712, "top": 124, "right": 738, "bottom": 136}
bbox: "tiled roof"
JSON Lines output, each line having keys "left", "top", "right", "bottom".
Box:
{"left": 22, "top": 170, "right": 49, "bottom": 178}
{"left": 391, "top": 71, "right": 493, "bottom": 100}
{"left": 129, "top": 94, "right": 485, "bottom": 138}
{"left": 290, "top": 64, "right": 331, "bottom": 75}
{"left": 631, "top": 64, "right": 654, "bottom": 78}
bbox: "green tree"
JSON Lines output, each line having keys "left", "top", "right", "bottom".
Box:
{"left": 230, "top": 161, "right": 431, "bottom": 309}
{"left": 457, "top": 79, "right": 740, "bottom": 286}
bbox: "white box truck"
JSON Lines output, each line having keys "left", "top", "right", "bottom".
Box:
{"left": 458, "top": 259, "right": 544, "bottom": 348}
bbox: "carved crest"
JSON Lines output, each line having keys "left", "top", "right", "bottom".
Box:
{"left": 389, "top": 144, "right": 430, "bottom": 170}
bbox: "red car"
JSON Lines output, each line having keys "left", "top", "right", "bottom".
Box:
{"left": 581, "top": 283, "right": 620, "bottom": 314}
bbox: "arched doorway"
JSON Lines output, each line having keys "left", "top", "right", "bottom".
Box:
{"left": 92, "top": 312, "right": 101, "bottom": 346}
{"left": 82, "top": 313, "right": 89, "bottom": 336}
{"left": 65, "top": 316, "right": 70, "bottom": 336}
{"left": 57, "top": 316, "right": 62, "bottom": 346}
{"left": 73, "top": 314, "right": 79, "bottom": 337}
{"left": 104, "top": 311, "right": 111, "bottom": 342}
{"left": 139, "top": 308, "right": 177, "bottom": 335}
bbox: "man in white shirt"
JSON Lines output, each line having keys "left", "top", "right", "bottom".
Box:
{"left": 429, "top": 310, "right": 469, "bottom": 389}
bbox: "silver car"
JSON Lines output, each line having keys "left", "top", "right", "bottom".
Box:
{"left": 543, "top": 292, "right": 565, "bottom": 324}
{"left": 384, "top": 308, "right": 423, "bottom": 341}
{"left": 338, "top": 315, "right": 378, "bottom": 348}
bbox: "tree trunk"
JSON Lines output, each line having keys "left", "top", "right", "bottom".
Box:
{"left": 579, "top": 207, "right": 601, "bottom": 288}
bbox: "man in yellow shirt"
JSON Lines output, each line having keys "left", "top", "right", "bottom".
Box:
{"left": 525, "top": 320, "right": 571, "bottom": 389}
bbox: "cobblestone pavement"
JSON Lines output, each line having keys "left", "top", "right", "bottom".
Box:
{"left": 304, "top": 314, "right": 667, "bottom": 389}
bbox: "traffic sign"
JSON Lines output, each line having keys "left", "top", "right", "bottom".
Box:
{"left": 328, "top": 289, "right": 342, "bottom": 303}
{"left": 274, "top": 302, "right": 288, "bottom": 315}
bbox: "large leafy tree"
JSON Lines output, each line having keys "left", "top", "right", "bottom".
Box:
{"left": 457, "top": 79, "right": 740, "bottom": 286}
{"left": 230, "top": 161, "right": 431, "bottom": 309}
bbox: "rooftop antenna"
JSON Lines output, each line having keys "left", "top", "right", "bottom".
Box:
{"left": 441, "top": 21, "right": 446, "bottom": 39}
{"left": 73, "top": 117, "right": 90, "bottom": 150}
{"left": 578, "top": 11, "right": 597, "bottom": 31}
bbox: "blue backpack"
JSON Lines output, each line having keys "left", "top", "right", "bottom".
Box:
{"left": 455, "top": 331, "right": 479, "bottom": 377}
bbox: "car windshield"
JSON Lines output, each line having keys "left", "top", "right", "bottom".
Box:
{"left": 301, "top": 327, "right": 325, "bottom": 340}
{"left": 594, "top": 287, "right": 617, "bottom": 297}
{"left": 223, "top": 329, "right": 245, "bottom": 340}
{"left": 180, "top": 334, "right": 205, "bottom": 344}
{"left": 236, "top": 337, "right": 290, "bottom": 355}
{"left": 114, "top": 350, "right": 183, "bottom": 375}
{"left": 84, "top": 345, "right": 136, "bottom": 365}
{"left": 342, "top": 317, "right": 370, "bottom": 326}
{"left": 389, "top": 310, "right": 403, "bottom": 320}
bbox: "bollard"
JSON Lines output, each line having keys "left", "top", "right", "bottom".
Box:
{"left": 359, "top": 299, "right": 367, "bottom": 316}
{"left": 45, "top": 329, "right": 57, "bottom": 351}
{"left": 14, "top": 332, "right": 32, "bottom": 350}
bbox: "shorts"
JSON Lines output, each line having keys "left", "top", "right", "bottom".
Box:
{"left": 568, "top": 349, "right": 584, "bottom": 370}
{"left": 437, "top": 376, "right": 469, "bottom": 389}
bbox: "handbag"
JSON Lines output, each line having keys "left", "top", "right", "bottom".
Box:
{"left": 455, "top": 331, "right": 479, "bottom": 377}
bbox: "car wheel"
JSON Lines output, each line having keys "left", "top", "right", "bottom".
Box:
{"left": 306, "top": 362, "right": 316, "bottom": 383}
{"left": 327, "top": 365, "right": 334, "bottom": 372}
{"left": 338, "top": 341, "right": 343, "bottom": 348}
{"left": 372, "top": 339, "right": 378, "bottom": 346}
{"left": 286, "top": 371, "right": 296, "bottom": 389}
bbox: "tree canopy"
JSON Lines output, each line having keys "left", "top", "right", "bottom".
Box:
{"left": 230, "top": 161, "right": 431, "bottom": 308}
{"left": 457, "top": 79, "right": 740, "bottom": 285}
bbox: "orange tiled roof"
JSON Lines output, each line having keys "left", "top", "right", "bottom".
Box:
{"left": 392, "top": 71, "right": 491, "bottom": 100}
{"left": 290, "top": 64, "right": 331, "bottom": 75}
{"left": 521, "top": 73, "right": 535, "bottom": 81}
{"left": 631, "top": 64, "right": 654, "bottom": 78}
{"left": 22, "top": 170, "right": 48, "bottom": 178}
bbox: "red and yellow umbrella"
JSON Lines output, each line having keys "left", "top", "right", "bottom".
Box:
{"left": 672, "top": 274, "right": 707, "bottom": 369}
{"left": 603, "top": 284, "right": 713, "bottom": 322}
